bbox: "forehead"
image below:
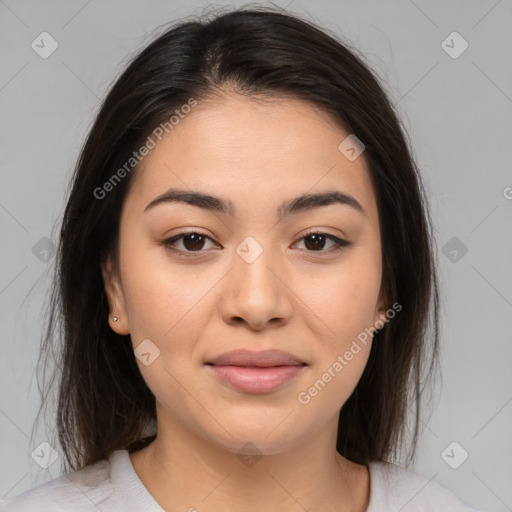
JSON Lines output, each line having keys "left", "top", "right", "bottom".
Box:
{"left": 124, "top": 93, "right": 378, "bottom": 222}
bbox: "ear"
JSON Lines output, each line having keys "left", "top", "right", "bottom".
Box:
{"left": 374, "top": 285, "right": 390, "bottom": 328}
{"left": 101, "top": 256, "right": 130, "bottom": 335}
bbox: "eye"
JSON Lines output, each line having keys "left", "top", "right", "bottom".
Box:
{"left": 162, "top": 231, "right": 218, "bottom": 256}
{"left": 162, "top": 230, "right": 350, "bottom": 257}
{"left": 293, "top": 231, "right": 350, "bottom": 253}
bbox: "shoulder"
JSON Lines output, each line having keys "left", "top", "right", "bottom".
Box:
{"left": 367, "top": 461, "right": 482, "bottom": 512}
{"left": 0, "top": 456, "right": 114, "bottom": 512}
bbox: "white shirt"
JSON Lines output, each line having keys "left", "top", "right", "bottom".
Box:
{"left": 0, "top": 449, "right": 481, "bottom": 511}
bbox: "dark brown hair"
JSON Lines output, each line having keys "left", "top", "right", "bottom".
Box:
{"left": 37, "top": 5, "right": 440, "bottom": 472}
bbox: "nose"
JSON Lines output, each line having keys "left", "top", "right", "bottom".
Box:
{"left": 220, "top": 243, "right": 293, "bottom": 331}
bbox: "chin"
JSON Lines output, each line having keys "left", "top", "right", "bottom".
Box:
{"left": 208, "top": 429, "right": 303, "bottom": 457}
{"left": 192, "top": 407, "right": 315, "bottom": 457}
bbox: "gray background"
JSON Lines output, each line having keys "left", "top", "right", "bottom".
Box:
{"left": 1, "top": 0, "right": 511, "bottom": 510}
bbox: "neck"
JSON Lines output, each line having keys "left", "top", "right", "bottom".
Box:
{"left": 129, "top": 410, "right": 370, "bottom": 512}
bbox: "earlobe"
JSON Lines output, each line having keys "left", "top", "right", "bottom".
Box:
{"left": 107, "top": 312, "right": 129, "bottom": 335}
{"left": 101, "top": 257, "right": 130, "bottom": 335}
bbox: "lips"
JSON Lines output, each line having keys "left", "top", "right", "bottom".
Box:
{"left": 205, "top": 349, "right": 307, "bottom": 393}
{"left": 206, "top": 349, "right": 305, "bottom": 367}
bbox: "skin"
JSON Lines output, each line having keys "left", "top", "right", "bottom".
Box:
{"left": 102, "top": 92, "right": 389, "bottom": 512}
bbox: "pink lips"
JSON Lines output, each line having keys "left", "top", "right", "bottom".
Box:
{"left": 206, "top": 349, "right": 306, "bottom": 393}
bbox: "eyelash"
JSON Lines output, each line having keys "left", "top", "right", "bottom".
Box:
{"left": 162, "top": 230, "right": 350, "bottom": 257}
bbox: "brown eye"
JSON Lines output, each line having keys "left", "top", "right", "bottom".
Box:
{"left": 180, "top": 233, "right": 206, "bottom": 251}
{"left": 163, "top": 231, "right": 216, "bottom": 255}
{"left": 295, "top": 232, "right": 349, "bottom": 253}
{"left": 303, "top": 233, "right": 328, "bottom": 251}
{"left": 162, "top": 230, "right": 349, "bottom": 258}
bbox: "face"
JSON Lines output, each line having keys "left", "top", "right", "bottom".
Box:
{"left": 102, "top": 93, "right": 388, "bottom": 455}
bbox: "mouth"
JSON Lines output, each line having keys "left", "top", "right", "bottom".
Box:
{"left": 205, "top": 349, "right": 307, "bottom": 394}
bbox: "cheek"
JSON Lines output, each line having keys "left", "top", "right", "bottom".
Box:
{"left": 304, "top": 255, "right": 381, "bottom": 408}
{"left": 123, "top": 261, "right": 211, "bottom": 419}
{"left": 296, "top": 322, "right": 374, "bottom": 416}
{"left": 119, "top": 237, "right": 211, "bottom": 346}
{"left": 294, "top": 253, "right": 382, "bottom": 350}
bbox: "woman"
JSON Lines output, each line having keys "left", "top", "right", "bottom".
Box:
{"left": 0, "top": 6, "right": 481, "bottom": 511}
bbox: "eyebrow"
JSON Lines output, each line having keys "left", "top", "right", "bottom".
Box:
{"left": 144, "top": 187, "right": 365, "bottom": 220}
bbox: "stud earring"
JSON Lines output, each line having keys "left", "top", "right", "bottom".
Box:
{"left": 113, "top": 316, "right": 118, "bottom": 322}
